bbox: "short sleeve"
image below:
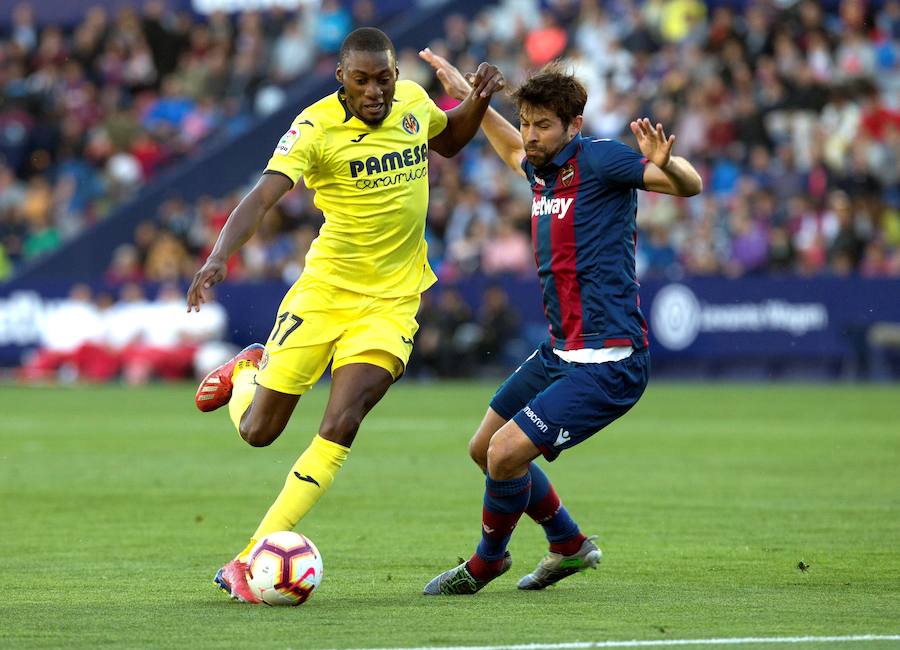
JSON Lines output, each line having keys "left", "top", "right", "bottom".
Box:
{"left": 585, "top": 139, "right": 647, "bottom": 190}
{"left": 425, "top": 97, "right": 448, "bottom": 137}
{"left": 264, "top": 113, "right": 324, "bottom": 186}
{"left": 400, "top": 80, "right": 447, "bottom": 137}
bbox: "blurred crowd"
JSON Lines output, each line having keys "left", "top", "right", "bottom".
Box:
{"left": 0, "top": 0, "right": 382, "bottom": 279}
{"left": 410, "top": 284, "right": 529, "bottom": 377}
{"left": 3, "top": 0, "right": 900, "bottom": 283}
{"left": 19, "top": 281, "right": 234, "bottom": 383}
{"left": 9, "top": 0, "right": 900, "bottom": 382}
{"left": 16, "top": 279, "right": 527, "bottom": 382}
{"left": 414, "top": 0, "right": 900, "bottom": 280}
{"left": 74, "top": 0, "right": 900, "bottom": 288}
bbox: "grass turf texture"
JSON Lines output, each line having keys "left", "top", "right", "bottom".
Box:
{"left": 1, "top": 382, "right": 898, "bottom": 649}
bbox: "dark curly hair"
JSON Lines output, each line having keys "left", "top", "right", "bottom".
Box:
{"left": 512, "top": 62, "right": 587, "bottom": 127}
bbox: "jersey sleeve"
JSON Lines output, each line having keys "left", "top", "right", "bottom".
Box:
{"left": 585, "top": 139, "right": 647, "bottom": 190}
{"left": 425, "top": 97, "right": 448, "bottom": 137}
{"left": 264, "top": 112, "right": 324, "bottom": 186}
{"left": 404, "top": 80, "right": 448, "bottom": 137}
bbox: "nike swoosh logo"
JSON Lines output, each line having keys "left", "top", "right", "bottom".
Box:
{"left": 293, "top": 472, "right": 320, "bottom": 487}
{"left": 401, "top": 336, "right": 413, "bottom": 345}
{"left": 350, "top": 133, "right": 369, "bottom": 143}
{"left": 297, "top": 120, "right": 313, "bottom": 127}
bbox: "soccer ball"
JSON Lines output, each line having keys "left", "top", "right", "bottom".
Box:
{"left": 246, "top": 531, "right": 323, "bottom": 606}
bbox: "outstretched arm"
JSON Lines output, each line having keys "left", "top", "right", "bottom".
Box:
{"left": 421, "top": 48, "right": 525, "bottom": 176}
{"left": 186, "top": 172, "right": 293, "bottom": 312}
{"left": 630, "top": 118, "right": 702, "bottom": 197}
{"left": 427, "top": 59, "right": 505, "bottom": 158}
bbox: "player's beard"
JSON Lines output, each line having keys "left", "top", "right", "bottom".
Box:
{"left": 525, "top": 136, "right": 569, "bottom": 169}
{"left": 525, "top": 148, "right": 551, "bottom": 168}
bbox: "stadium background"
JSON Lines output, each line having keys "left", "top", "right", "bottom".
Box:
{"left": 1, "top": 0, "right": 899, "bottom": 383}
{"left": 2, "top": 2, "right": 899, "bottom": 648}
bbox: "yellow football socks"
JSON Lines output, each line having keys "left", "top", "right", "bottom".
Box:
{"left": 228, "top": 362, "right": 258, "bottom": 433}
{"left": 238, "top": 435, "right": 350, "bottom": 561}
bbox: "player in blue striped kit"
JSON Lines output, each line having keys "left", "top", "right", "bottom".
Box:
{"left": 420, "top": 50, "right": 702, "bottom": 595}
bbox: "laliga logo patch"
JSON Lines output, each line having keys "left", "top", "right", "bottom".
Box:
{"left": 276, "top": 129, "right": 299, "bottom": 155}
{"left": 402, "top": 113, "right": 420, "bottom": 135}
{"left": 259, "top": 350, "right": 269, "bottom": 370}
{"left": 560, "top": 163, "right": 575, "bottom": 187}
{"left": 275, "top": 119, "right": 313, "bottom": 155}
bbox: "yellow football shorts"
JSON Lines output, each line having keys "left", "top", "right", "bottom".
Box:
{"left": 255, "top": 274, "right": 420, "bottom": 395}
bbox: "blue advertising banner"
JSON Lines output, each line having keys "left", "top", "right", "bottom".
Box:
{"left": 2, "top": 277, "right": 899, "bottom": 377}
{"left": 642, "top": 278, "right": 900, "bottom": 359}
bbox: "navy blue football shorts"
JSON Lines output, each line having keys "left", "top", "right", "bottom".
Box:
{"left": 489, "top": 340, "right": 650, "bottom": 462}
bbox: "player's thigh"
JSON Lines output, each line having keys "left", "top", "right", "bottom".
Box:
{"left": 244, "top": 384, "right": 301, "bottom": 443}
{"left": 512, "top": 350, "right": 650, "bottom": 462}
{"left": 247, "top": 337, "right": 332, "bottom": 444}
{"left": 319, "top": 361, "right": 395, "bottom": 447}
{"left": 487, "top": 342, "right": 556, "bottom": 424}
{"left": 320, "top": 293, "right": 421, "bottom": 446}
{"left": 470, "top": 344, "right": 556, "bottom": 468}
{"left": 485, "top": 418, "right": 542, "bottom": 480}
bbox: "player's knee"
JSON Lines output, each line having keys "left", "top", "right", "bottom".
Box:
{"left": 486, "top": 436, "right": 517, "bottom": 480}
{"left": 468, "top": 435, "right": 488, "bottom": 471}
{"left": 239, "top": 419, "right": 280, "bottom": 447}
{"left": 318, "top": 411, "right": 362, "bottom": 447}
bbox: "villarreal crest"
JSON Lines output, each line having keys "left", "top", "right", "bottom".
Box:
{"left": 402, "top": 113, "right": 420, "bottom": 135}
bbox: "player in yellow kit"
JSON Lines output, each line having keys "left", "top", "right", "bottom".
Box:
{"left": 185, "top": 27, "right": 505, "bottom": 603}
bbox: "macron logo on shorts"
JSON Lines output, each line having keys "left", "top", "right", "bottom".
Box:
{"left": 554, "top": 428, "right": 571, "bottom": 447}
{"left": 522, "top": 406, "right": 548, "bottom": 433}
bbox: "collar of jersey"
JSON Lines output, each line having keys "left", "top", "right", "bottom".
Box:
{"left": 336, "top": 86, "right": 399, "bottom": 128}
{"left": 536, "top": 135, "right": 582, "bottom": 175}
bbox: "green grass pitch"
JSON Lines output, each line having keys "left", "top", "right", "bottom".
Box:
{"left": 2, "top": 382, "right": 899, "bottom": 649}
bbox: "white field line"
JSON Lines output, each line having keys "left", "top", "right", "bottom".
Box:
{"left": 334, "top": 635, "right": 900, "bottom": 650}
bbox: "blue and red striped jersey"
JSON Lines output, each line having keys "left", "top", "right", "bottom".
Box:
{"left": 523, "top": 134, "right": 649, "bottom": 351}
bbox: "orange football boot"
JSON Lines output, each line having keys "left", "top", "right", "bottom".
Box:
{"left": 195, "top": 343, "right": 264, "bottom": 412}
{"left": 213, "top": 559, "right": 260, "bottom": 603}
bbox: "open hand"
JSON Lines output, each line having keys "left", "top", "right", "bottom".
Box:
{"left": 419, "top": 47, "right": 505, "bottom": 100}
{"left": 186, "top": 257, "right": 227, "bottom": 312}
{"left": 468, "top": 61, "right": 504, "bottom": 99}
{"left": 419, "top": 48, "right": 470, "bottom": 101}
{"left": 630, "top": 118, "right": 675, "bottom": 169}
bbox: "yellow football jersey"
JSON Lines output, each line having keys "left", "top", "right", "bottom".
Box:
{"left": 265, "top": 79, "right": 448, "bottom": 298}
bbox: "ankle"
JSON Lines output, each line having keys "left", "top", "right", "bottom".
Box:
{"left": 549, "top": 532, "right": 587, "bottom": 556}
{"left": 466, "top": 554, "right": 506, "bottom": 580}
